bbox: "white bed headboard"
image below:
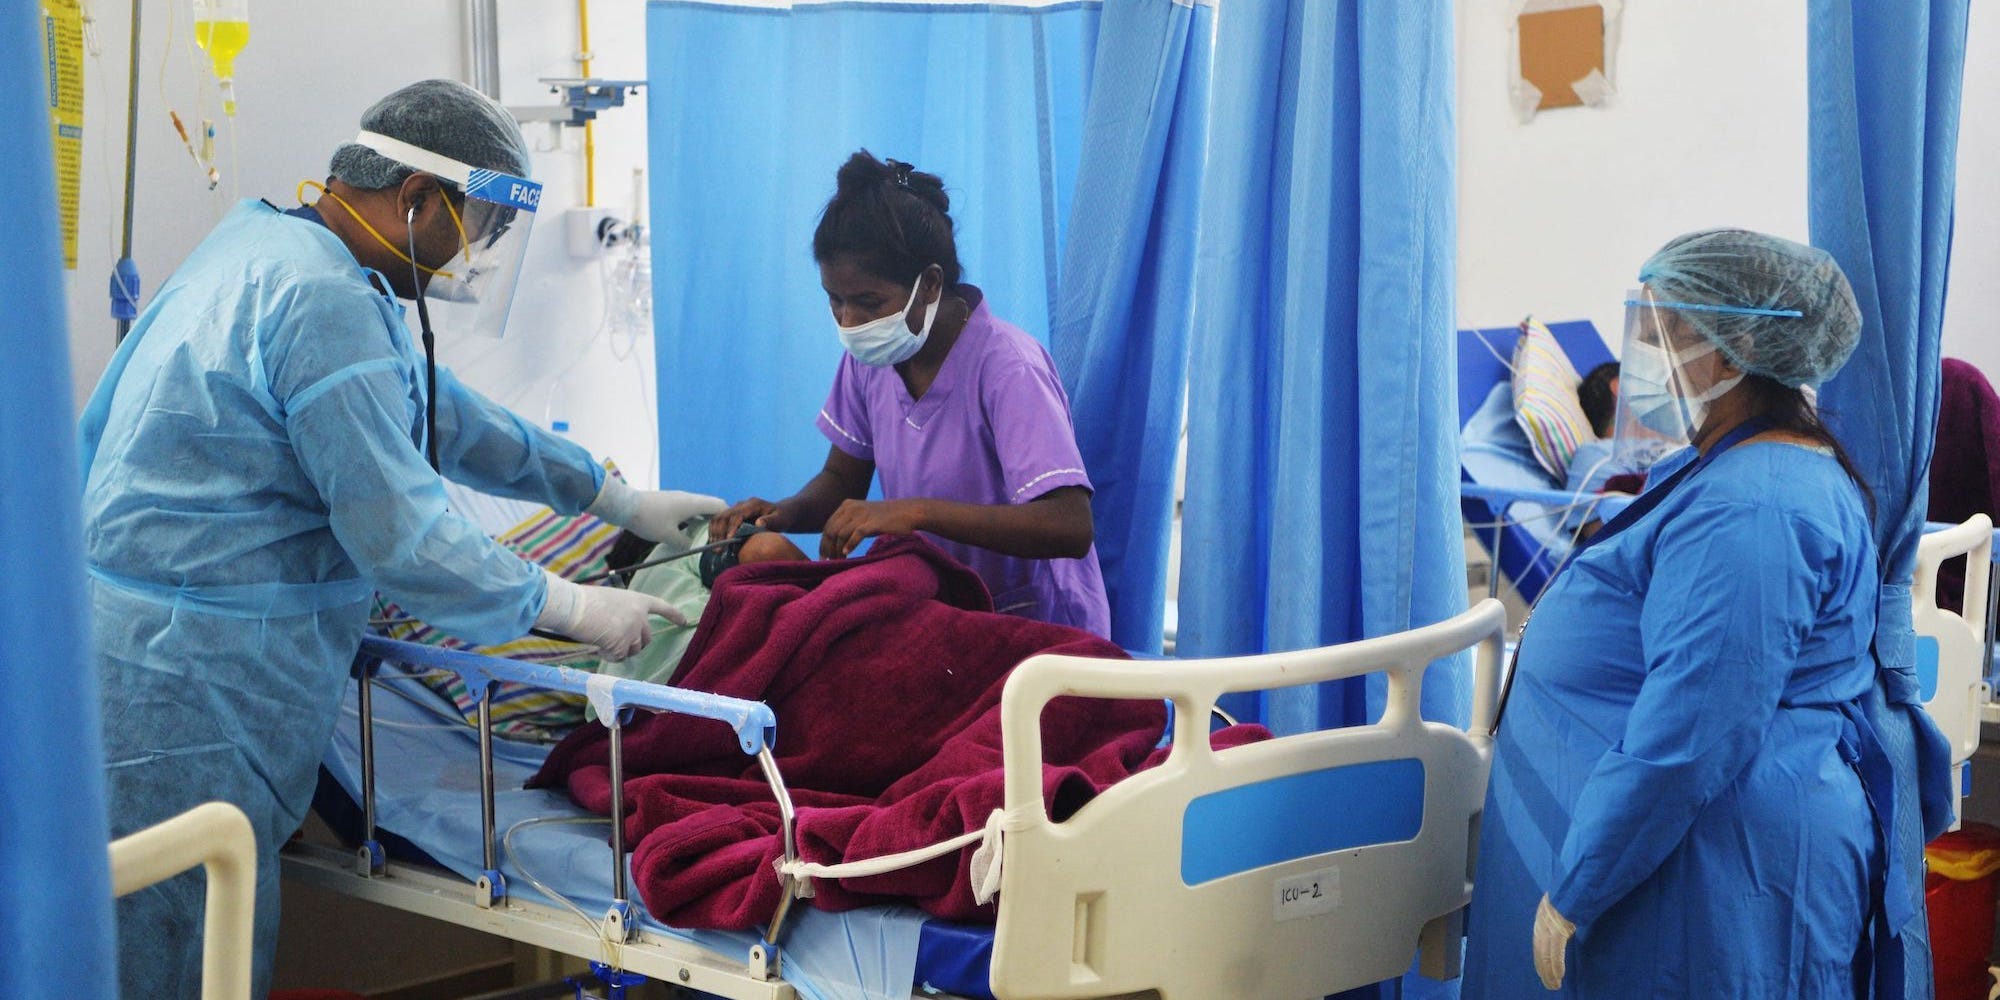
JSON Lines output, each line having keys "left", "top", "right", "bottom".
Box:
{"left": 1914, "top": 515, "right": 1993, "bottom": 775}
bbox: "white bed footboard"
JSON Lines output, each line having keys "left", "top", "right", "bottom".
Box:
{"left": 1915, "top": 515, "right": 1994, "bottom": 829}
{"left": 989, "top": 599, "right": 1508, "bottom": 1000}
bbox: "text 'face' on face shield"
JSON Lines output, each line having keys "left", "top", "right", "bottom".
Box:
{"left": 423, "top": 170, "right": 539, "bottom": 337}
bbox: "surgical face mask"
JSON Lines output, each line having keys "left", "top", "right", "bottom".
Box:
{"left": 837, "top": 276, "right": 940, "bottom": 367}
{"left": 1622, "top": 337, "right": 1744, "bottom": 438}
{"left": 343, "top": 130, "right": 543, "bottom": 341}
{"left": 420, "top": 195, "right": 483, "bottom": 303}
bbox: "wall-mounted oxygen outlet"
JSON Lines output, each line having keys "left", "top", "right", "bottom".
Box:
{"left": 566, "top": 207, "right": 627, "bottom": 258}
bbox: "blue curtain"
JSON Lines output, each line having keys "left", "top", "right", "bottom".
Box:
{"left": 0, "top": 3, "right": 116, "bottom": 995}
{"left": 1178, "top": 2, "right": 1466, "bottom": 733}
{"left": 1809, "top": 0, "right": 1970, "bottom": 994}
{"left": 1048, "top": 0, "right": 1211, "bottom": 653}
{"left": 647, "top": 0, "right": 1100, "bottom": 505}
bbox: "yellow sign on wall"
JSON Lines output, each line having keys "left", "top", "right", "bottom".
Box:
{"left": 42, "top": 0, "right": 84, "bottom": 270}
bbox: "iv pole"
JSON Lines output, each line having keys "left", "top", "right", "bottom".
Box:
{"left": 112, "top": 0, "right": 143, "bottom": 342}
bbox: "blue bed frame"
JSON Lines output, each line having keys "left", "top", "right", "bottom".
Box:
{"left": 1457, "top": 320, "right": 1616, "bottom": 602}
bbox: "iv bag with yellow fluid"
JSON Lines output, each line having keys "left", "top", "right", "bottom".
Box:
{"left": 192, "top": 0, "right": 249, "bottom": 116}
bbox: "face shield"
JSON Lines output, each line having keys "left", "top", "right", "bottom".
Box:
{"left": 1611, "top": 287, "right": 1794, "bottom": 468}
{"left": 352, "top": 130, "right": 541, "bottom": 339}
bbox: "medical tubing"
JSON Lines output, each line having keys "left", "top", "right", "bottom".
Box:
{"left": 1513, "top": 453, "right": 1615, "bottom": 584}
{"left": 1460, "top": 478, "right": 1629, "bottom": 586}
{"left": 501, "top": 815, "right": 610, "bottom": 929}
{"left": 575, "top": 536, "right": 740, "bottom": 585}
{"left": 529, "top": 243, "right": 617, "bottom": 423}
{"left": 501, "top": 816, "right": 633, "bottom": 970}
{"left": 1471, "top": 327, "right": 1520, "bottom": 376}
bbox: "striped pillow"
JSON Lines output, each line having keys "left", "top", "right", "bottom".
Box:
{"left": 371, "top": 468, "right": 629, "bottom": 741}
{"left": 1510, "top": 319, "right": 1598, "bottom": 481}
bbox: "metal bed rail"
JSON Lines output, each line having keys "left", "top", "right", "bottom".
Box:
{"left": 349, "top": 635, "right": 802, "bottom": 980}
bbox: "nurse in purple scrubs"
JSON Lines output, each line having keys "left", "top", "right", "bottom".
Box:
{"left": 711, "top": 150, "right": 1111, "bottom": 637}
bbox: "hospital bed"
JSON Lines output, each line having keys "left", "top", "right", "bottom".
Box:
{"left": 282, "top": 599, "right": 1510, "bottom": 1000}
{"left": 1456, "top": 321, "right": 1618, "bottom": 603}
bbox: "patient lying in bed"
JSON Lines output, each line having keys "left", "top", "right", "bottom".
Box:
{"left": 371, "top": 492, "right": 809, "bottom": 740}
{"left": 589, "top": 523, "right": 809, "bottom": 691}
{"left": 1564, "top": 361, "right": 1646, "bottom": 496}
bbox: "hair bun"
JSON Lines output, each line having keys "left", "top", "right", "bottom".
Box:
{"left": 833, "top": 150, "right": 950, "bottom": 214}
{"left": 833, "top": 150, "right": 895, "bottom": 196}
{"left": 900, "top": 166, "right": 950, "bottom": 215}
{"left": 814, "top": 148, "right": 963, "bottom": 288}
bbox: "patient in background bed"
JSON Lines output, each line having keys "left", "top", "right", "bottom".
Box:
{"left": 1558, "top": 363, "right": 1649, "bottom": 539}
{"left": 1565, "top": 362, "right": 1642, "bottom": 495}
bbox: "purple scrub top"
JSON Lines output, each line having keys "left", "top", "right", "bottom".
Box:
{"left": 816, "top": 287, "right": 1112, "bottom": 637}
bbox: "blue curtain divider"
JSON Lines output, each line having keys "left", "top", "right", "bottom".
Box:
{"left": 647, "top": 0, "right": 1100, "bottom": 507}
{"left": 1808, "top": 1, "right": 1971, "bottom": 995}
{"left": 1179, "top": 0, "right": 1467, "bottom": 736}
{"left": 1049, "top": 0, "right": 1212, "bottom": 653}
{"left": 0, "top": 3, "right": 117, "bottom": 995}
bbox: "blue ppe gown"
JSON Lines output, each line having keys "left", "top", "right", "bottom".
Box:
{"left": 1463, "top": 441, "right": 1886, "bottom": 998}
{"left": 78, "top": 200, "right": 606, "bottom": 998}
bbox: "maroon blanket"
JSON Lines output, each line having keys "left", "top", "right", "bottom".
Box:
{"left": 530, "top": 535, "right": 1267, "bottom": 928}
{"left": 1930, "top": 359, "right": 2000, "bottom": 613}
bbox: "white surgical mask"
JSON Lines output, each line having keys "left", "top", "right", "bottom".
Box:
{"left": 837, "top": 276, "right": 939, "bottom": 367}
{"left": 1623, "top": 338, "right": 1744, "bottom": 437}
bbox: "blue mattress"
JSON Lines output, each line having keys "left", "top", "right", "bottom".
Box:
{"left": 320, "top": 671, "right": 997, "bottom": 1000}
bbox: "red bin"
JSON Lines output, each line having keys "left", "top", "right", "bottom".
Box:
{"left": 1926, "top": 822, "right": 2000, "bottom": 1000}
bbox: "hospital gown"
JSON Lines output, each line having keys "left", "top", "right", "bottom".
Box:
{"left": 1464, "top": 441, "right": 1883, "bottom": 998}
{"left": 78, "top": 200, "right": 605, "bottom": 998}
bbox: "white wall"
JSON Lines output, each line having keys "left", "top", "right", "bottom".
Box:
{"left": 1456, "top": 2, "right": 1810, "bottom": 349}
{"left": 66, "top": 0, "right": 662, "bottom": 486}
{"left": 1459, "top": 3, "right": 1998, "bottom": 386}
{"left": 1942, "top": 7, "right": 1999, "bottom": 380}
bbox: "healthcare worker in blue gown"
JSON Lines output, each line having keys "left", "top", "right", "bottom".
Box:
{"left": 1463, "top": 229, "right": 1913, "bottom": 998}
{"left": 78, "top": 79, "right": 723, "bottom": 998}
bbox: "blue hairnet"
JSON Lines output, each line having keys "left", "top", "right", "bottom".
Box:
{"left": 328, "top": 79, "right": 530, "bottom": 190}
{"left": 1637, "top": 228, "right": 1862, "bottom": 388}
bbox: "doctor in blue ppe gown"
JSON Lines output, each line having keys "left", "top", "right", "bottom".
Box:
{"left": 78, "top": 79, "right": 721, "bottom": 998}
{"left": 1464, "top": 229, "right": 1914, "bottom": 998}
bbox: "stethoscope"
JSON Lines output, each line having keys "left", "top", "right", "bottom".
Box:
{"left": 404, "top": 204, "right": 441, "bottom": 472}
